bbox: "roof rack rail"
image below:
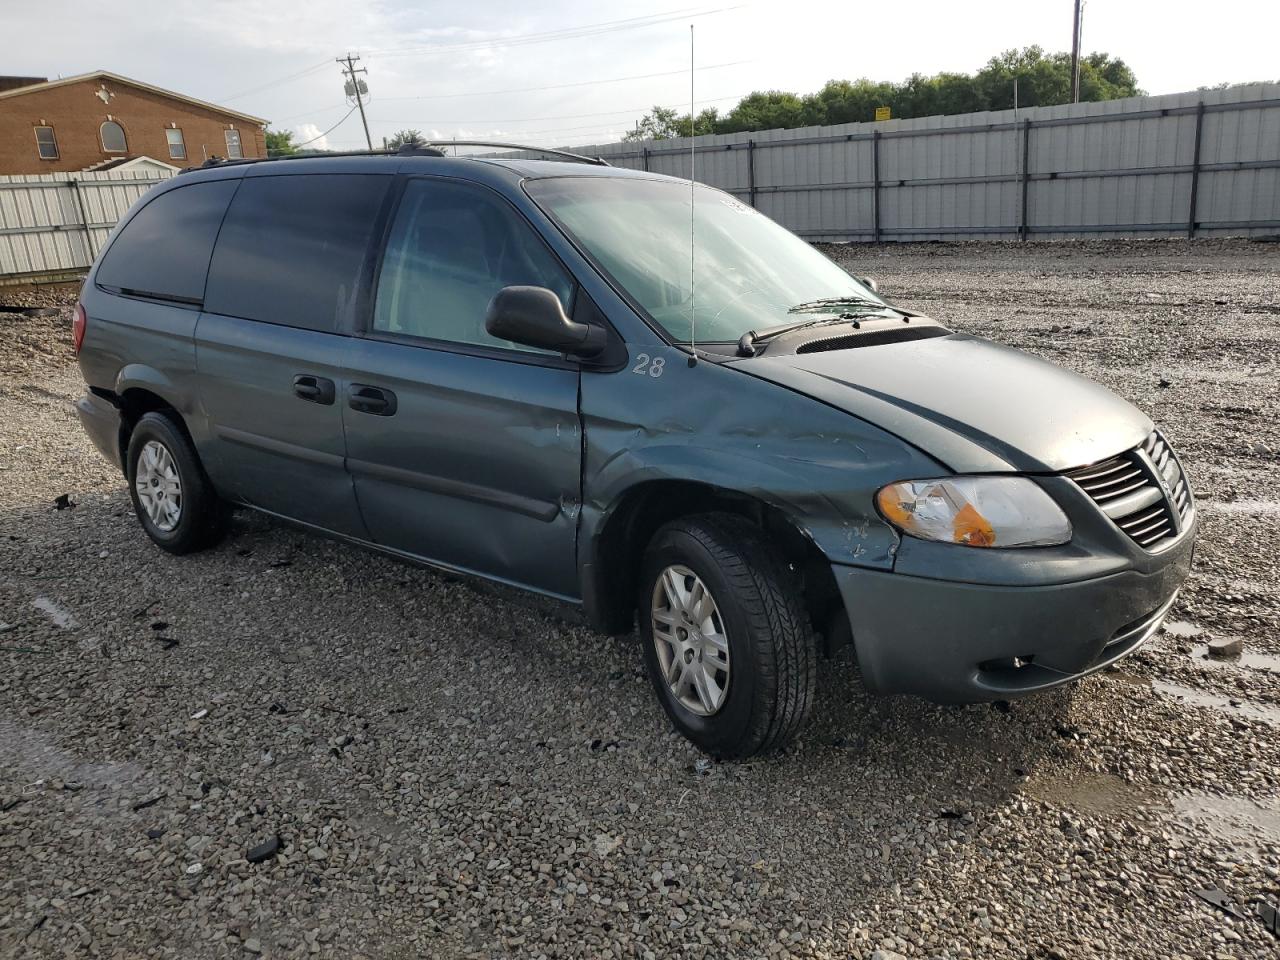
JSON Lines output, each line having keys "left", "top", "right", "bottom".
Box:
{"left": 423, "top": 141, "right": 610, "bottom": 166}
{"left": 176, "top": 142, "right": 608, "bottom": 176}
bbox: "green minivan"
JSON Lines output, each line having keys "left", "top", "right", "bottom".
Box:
{"left": 74, "top": 147, "right": 1196, "bottom": 758}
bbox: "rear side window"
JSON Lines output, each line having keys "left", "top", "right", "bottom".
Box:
{"left": 205, "top": 174, "right": 389, "bottom": 333}
{"left": 96, "top": 180, "right": 238, "bottom": 304}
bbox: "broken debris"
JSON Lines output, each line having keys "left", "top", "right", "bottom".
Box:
{"left": 247, "top": 834, "right": 281, "bottom": 864}
{"left": 1192, "top": 885, "right": 1249, "bottom": 920}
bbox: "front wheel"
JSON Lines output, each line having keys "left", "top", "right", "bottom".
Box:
{"left": 638, "top": 513, "right": 817, "bottom": 759}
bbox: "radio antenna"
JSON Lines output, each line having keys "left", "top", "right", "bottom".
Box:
{"left": 687, "top": 23, "right": 698, "bottom": 367}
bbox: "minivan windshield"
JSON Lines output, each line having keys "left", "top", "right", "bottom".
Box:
{"left": 526, "top": 177, "right": 885, "bottom": 343}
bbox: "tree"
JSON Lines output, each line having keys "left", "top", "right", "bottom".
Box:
{"left": 623, "top": 106, "right": 683, "bottom": 141}
{"left": 620, "top": 47, "right": 1144, "bottom": 141}
{"left": 388, "top": 129, "right": 426, "bottom": 150}
{"left": 264, "top": 127, "right": 296, "bottom": 156}
{"left": 717, "top": 91, "right": 807, "bottom": 133}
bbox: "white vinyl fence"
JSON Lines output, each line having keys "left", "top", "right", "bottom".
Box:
{"left": 577, "top": 83, "right": 1280, "bottom": 241}
{"left": 0, "top": 168, "right": 174, "bottom": 284}
{"left": 2, "top": 84, "right": 1277, "bottom": 284}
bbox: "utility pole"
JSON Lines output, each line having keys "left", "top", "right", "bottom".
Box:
{"left": 1070, "top": 0, "right": 1083, "bottom": 103}
{"left": 338, "top": 53, "right": 373, "bottom": 151}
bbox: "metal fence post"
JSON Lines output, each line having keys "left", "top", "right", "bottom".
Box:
{"left": 1187, "top": 101, "right": 1206, "bottom": 239}
{"left": 642, "top": 147, "right": 650, "bottom": 172}
{"left": 872, "top": 130, "right": 882, "bottom": 243}
{"left": 1019, "top": 118, "right": 1032, "bottom": 241}
{"left": 68, "top": 177, "right": 95, "bottom": 267}
{"left": 747, "top": 139, "right": 757, "bottom": 208}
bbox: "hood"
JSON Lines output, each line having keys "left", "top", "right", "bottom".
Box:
{"left": 731, "top": 333, "right": 1152, "bottom": 473}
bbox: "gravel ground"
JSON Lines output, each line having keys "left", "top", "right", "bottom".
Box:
{"left": 2, "top": 239, "right": 1279, "bottom": 960}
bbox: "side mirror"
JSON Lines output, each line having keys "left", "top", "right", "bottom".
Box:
{"left": 858, "top": 276, "right": 879, "bottom": 294}
{"left": 485, "top": 286, "right": 607, "bottom": 358}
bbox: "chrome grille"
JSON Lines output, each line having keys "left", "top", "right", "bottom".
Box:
{"left": 1066, "top": 431, "right": 1191, "bottom": 550}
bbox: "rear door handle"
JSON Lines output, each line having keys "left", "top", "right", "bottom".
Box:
{"left": 348, "top": 384, "right": 397, "bottom": 416}
{"left": 293, "top": 374, "right": 335, "bottom": 405}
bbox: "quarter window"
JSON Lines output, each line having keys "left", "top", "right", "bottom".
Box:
{"left": 224, "top": 128, "right": 242, "bottom": 159}
{"left": 100, "top": 120, "right": 127, "bottom": 153}
{"left": 95, "top": 181, "right": 239, "bottom": 303}
{"left": 166, "top": 128, "right": 186, "bottom": 160}
{"left": 34, "top": 126, "right": 58, "bottom": 160}
{"left": 373, "top": 179, "right": 573, "bottom": 353}
{"left": 205, "top": 174, "right": 389, "bottom": 333}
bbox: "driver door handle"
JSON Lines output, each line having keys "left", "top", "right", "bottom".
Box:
{"left": 348, "top": 384, "right": 397, "bottom": 416}
{"left": 293, "top": 374, "right": 335, "bottom": 405}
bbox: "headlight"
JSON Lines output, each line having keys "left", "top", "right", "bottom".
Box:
{"left": 875, "top": 477, "right": 1071, "bottom": 548}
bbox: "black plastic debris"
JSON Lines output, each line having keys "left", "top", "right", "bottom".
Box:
{"left": 53, "top": 494, "right": 75, "bottom": 511}
{"left": 150, "top": 621, "right": 168, "bottom": 631}
{"left": 1258, "top": 901, "right": 1280, "bottom": 936}
{"left": 1193, "top": 885, "right": 1249, "bottom": 920}
{"left": 247, "top": 834, "right": 281, "bottom": 864}
{"left": 130, "top": 792, "right": 166, "bottom": 812}
{"left": 1158, "top": 377, "right": 1172, "bottom": 388}
{"left": 938, "top": 808, "right": 966, "bottom": 819}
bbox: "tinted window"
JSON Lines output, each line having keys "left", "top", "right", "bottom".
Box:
{"left": 373, "top": 179, "right": 573, "bottom": 353}
{"left": 96, "top": 180, "right": 237, "bottom": 303}
{"left": 206, "top": 174, "right": 389, "bottom": 333}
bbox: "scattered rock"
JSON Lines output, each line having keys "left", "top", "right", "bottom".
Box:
{"left": 1207, "top": 636, "right": 1244, "bottom": 659}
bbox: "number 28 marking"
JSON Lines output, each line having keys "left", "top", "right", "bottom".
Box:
{"left": 631, "top": 353, "right": 666, "bottom": 378}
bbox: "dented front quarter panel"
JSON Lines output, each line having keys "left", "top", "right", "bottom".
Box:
{"left": 580, "top": 344, "right": 947, "bottom": 569}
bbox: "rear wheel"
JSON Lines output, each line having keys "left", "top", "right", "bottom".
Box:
{"left": 638, "top": 513, "right": 816, "bottom": 759}
{"left": 126, "top": 412, "right": 227, "bottom": 554}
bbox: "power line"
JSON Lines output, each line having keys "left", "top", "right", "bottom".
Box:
{"left": 218, "top": 58, "right": 334, "bottom": 104}
{"left": 362, "top": 5, "right": 743, "bottom": 58}
{"left": 375, "top": 60, "right": 751, "bottom": 103}
{"left": 215, "top": 5, "right": 745, "bottom": 106}
{"left": 289, "top": 106, "right": 358, "bottom": 149}
{"left": 376, "top": 92, "right": 749, "bottom": 126}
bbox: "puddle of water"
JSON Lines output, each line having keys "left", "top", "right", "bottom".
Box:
{"left": 1191, "top": 643, "right": 1280, "bottom": 673}
{"left": 1162, "top": 620, "right": 1203, "bottom": 638}
{"left": 1021, "top": 771, "right": 1165, "bottom": 818}
{"left": 32, "top": 597, "right": 77, "bottom": 630}
{"left": 1203, "top": 499, "right": 1280, "bottom": 517}
{"left": 1172, "top": 791, "right": 1280, "bottom": 848}
{"left": 1153, "top": 680, "right": 1280, "bottom": 725}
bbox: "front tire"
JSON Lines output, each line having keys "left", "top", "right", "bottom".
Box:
{"left": 638, "top": 513, "right": 816, "bottom": 759}
{"left": 126, "top": 412, "right": 227, "bottom": 554}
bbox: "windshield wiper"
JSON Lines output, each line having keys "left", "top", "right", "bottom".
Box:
{"left": 735, "top": 316, "right": 851, "bottom": 356}
{"left": 786, "top": 296, "right": 893, "bottom": 314}
{"left": 737, "top": 298, "right": 894, "bottom": 356}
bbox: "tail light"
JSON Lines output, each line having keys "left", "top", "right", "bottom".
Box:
{"left": 73, "top": 302, "right": 87, "bottom": 355}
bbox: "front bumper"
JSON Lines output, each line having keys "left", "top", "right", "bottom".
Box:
{"left": 832, "top": 517, "right": 1195, "bottom": 703}
{"left": 75, "top": 390, "right": 123, "bottom": 473}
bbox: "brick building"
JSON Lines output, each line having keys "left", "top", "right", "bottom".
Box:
{"left": 0, "top": 70, "right": 267, "bottom": 174}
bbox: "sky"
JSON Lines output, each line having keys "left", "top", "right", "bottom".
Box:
{"left": 4, "top": 0, "right": 1277, "bottom": 150}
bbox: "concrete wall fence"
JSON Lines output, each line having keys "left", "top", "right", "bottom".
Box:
{"left": 581, "top": 82, "right": 1280, "bottom": 242}
{"left": 0, "top": 167, "right": 175, "bottom": 285}
{"left": 2, "top": 84, "right": 1277, "bottom": 282}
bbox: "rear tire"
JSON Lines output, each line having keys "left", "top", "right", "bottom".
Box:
{"left": 638, "top": 513, "right": 816, "bottom": 759}
{"left": 126, "top": 412, "right": 227, "bottom": 554}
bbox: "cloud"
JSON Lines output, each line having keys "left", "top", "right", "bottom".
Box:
{"left": 293, "top": 123, "right": 329, "bottom": 151}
